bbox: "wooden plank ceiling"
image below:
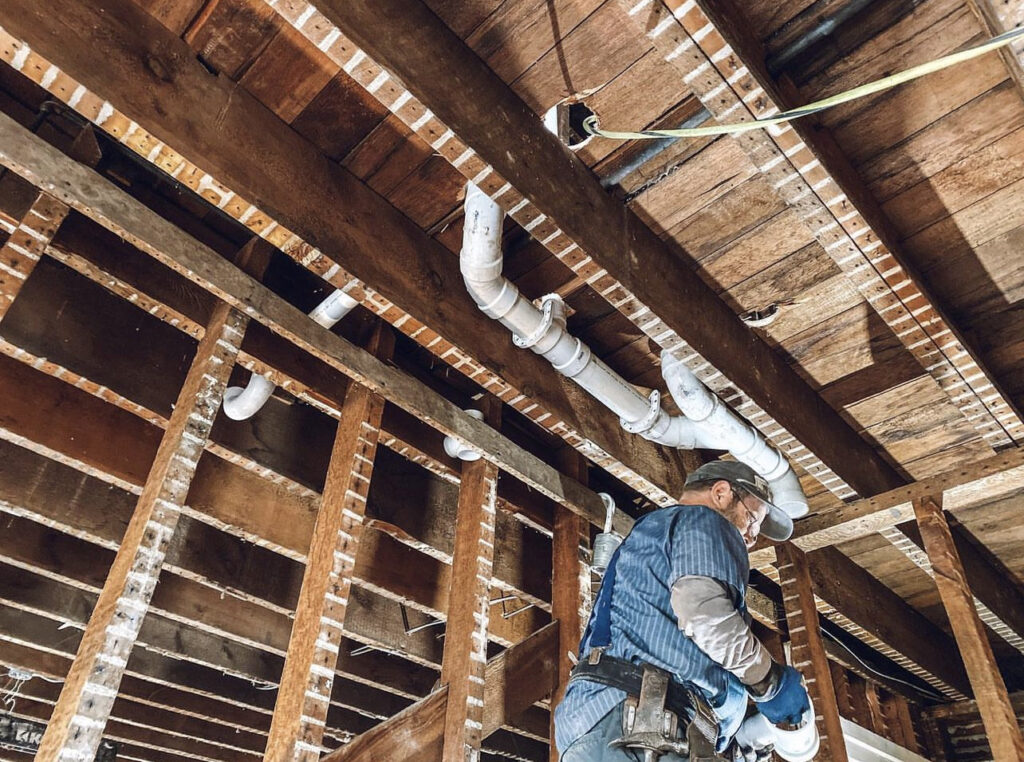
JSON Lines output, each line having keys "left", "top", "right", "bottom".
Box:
{"left": 0, "top": 0, "right": 1023, "bottom": 759}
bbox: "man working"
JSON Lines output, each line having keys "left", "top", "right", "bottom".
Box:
{"left": 554, "top": 460, "right": 811, "bottom": 761}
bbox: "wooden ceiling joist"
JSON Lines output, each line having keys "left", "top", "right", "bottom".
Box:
{"left": 0, "top": 0, "right": 687, "bottom": 509}
{"left": 617, "top": 0, "right": 1023, "bottom": 452}
{"left": 35, "top": 301, "right": 248, "bottom": 761}
{"left": 270, "top": 0, "right": 904, "bottom": 505}
{"left": 804, "top": 546, "right": 971, "bottom": 699}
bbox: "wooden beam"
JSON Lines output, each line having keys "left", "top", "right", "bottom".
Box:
{"left": 265, "top": 326, "right": 392, "bottom": 761}
{"left": 441, "top": 400, "right": 501, "bottom": 761}
{"left": 626, "top": 0, "right": 1022, "bottom": 450}
{"left": 0, "top": 0, "right": 686, "bottom": 508}
{"left": 806, "top": 546, "right": 971, "bottom": 698}
{"left": 278, "top": 0, "right": 904, "bottom": 502}
{"left": 549, "top": 449, "right": 590, "bottom": 761}
{"left": 748, "top": 445, "right": 1024, "bottom": 563}
{"left": 322, "top": 621, "right": 558, "bottom": 762}
{"left": 776, "top": 544, "right": 850, "bottom": 762}
{"left": 35, "top": 301, "right": 248, "bottom": 760}
{"left": 0, "top": 190, "right": 66, "bottom": 321}
{"left": 893, "top": 520, "right": 1024, "bottom": 656}
{"left": 964, "top": 0, "right": 1024, "bottom": 101}
{"left": 0, "top": 113, "right": 622, "bottom": 535}
{"left": 913, "top": 494, "right": 1024, "bottom": 761}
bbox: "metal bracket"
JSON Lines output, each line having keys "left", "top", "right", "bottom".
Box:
{"left": 620, "top": 389, "right": 662, "bottom": 435}
{"left": 512, "top": 296, "right": 557, "bottom": 349}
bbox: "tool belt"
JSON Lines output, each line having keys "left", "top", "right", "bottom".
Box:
{"left": 569, "top": 652, "right": 695, "bottom": 720}
{"left": 568, "top": 650, "right": 721, "bottom": 748}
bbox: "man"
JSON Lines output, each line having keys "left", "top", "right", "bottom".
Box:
{"left": 554, "top": 460, "right": 810, "bottom": 761}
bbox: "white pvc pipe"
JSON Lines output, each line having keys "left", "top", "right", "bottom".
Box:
{"left": 461, "top": 183, "right": 688, "bottom": 443}
{"left": 443, "top": 409, "right": 485, "bottom": 461}
{"left": 222, "top": 287, "right": 358, "bottom": 421}
{"left": 222, "top": 374, "right": 276, "bottom": 421}
{"left": 459, "top": 181, "right": 807, "bottom": 517}
{"left": 661, "top": 351, "right": 808, "bottom": 518}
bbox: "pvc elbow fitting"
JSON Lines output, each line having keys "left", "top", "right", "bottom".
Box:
{"left": 222, "top": 374, "right": 276, "bottom": 421}
{"left": 443, "top": 409, "right": 485, "bottom": 462}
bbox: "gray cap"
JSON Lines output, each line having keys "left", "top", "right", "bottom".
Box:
{"left": 684, "top": 460, "right": 793, "bottom": 542}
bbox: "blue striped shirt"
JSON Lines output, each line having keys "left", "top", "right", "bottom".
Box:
{"left": 554, "top": 504, "right": 751, "bottom": 755}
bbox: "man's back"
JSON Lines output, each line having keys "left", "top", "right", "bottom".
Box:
{"left": 553, "top": 504, "right": 750, "bottom": 755}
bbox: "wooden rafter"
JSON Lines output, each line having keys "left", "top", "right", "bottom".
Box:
{"left": 805, "top": 547, "right": 970, "bottom": 698}
{"left": 776, "top": 544, "right": 850, "bottom": 762}
{"left": 264, "top": 327, "right": 391, "bottom": 761}
{"left": 0, "top": 191, "right": 66, "bottom": 321}
{"left": 616, "top": 0, "right": 1022, "bottom": 452}
{"left": 0, "top": 0, "right": 687, "bottom": 508}
{"left": 913, "top": 495, "right": 1024, "bottom": 760}
{"left": 35, "top": 301, "right": 248, "bottom": 760}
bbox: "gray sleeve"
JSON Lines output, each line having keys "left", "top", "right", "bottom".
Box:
{"left": 671, "top": 575, "right": 773, "bottom": 685}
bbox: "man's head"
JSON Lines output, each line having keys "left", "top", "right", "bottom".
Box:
{"left": 679, "top": 461, "right": 793, "bottom": 546}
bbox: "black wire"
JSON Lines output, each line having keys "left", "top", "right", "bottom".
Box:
{"left": 820, "top": 627, "right": 945, "bottom": 701}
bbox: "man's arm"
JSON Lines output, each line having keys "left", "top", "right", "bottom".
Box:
{"left": 671, "top": 575, "right": 773, "bottom": 686}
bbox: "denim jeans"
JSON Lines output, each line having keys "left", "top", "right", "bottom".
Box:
{"left": 560, "top": 702, "right": 689, "bottom": 762}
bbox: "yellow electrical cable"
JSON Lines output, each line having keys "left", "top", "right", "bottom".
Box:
{"left": 583, "top": 26, "right": 1024, "bottom": 141}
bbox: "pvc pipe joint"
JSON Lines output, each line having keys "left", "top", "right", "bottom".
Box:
{"left": 443, "top": 409, "right": 485, "bottom": 461}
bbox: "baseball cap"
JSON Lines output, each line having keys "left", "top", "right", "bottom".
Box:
{"left": 684, "top": 460, "right": 794, "bottom": 542}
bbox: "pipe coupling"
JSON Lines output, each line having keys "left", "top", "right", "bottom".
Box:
{"left": 513, "top": 295, "right": 558, "bottom": 349}
{"left": 476, "top": 279, "right": 520, "bottom": 320}
{"left": 620, "top": 389, "right": 663, "bottom": 435}
{"left": 550, "top": 337, "right": 591, "bottom": 377}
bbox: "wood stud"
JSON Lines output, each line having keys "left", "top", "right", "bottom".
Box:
{"left": 913, "top": 494, "right": 1024, "bottom": 761}
{"left": 0, "top": 191, "right": 67, "bottom": 321}
{"left": 34, "top": 301, "right": 247, "bottom": 761}
{"left": 264, "top": 327, "right": 391, "bottom": 761}
{"left": 440, "top": 400, "right": 500, "bottom": 761}
{"left": 776, "top": 543, "right": 850, "bottom": 762}
{"left": 549, "top": 450, "right": 591, "bottom": 762}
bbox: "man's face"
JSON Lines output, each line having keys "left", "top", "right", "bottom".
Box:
{"left": 709, "top": 481, "right": 767, "bottom": 548}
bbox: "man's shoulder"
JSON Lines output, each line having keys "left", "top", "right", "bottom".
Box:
{"left": 663, "top": 503, "right": 733, "bottom": 533}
